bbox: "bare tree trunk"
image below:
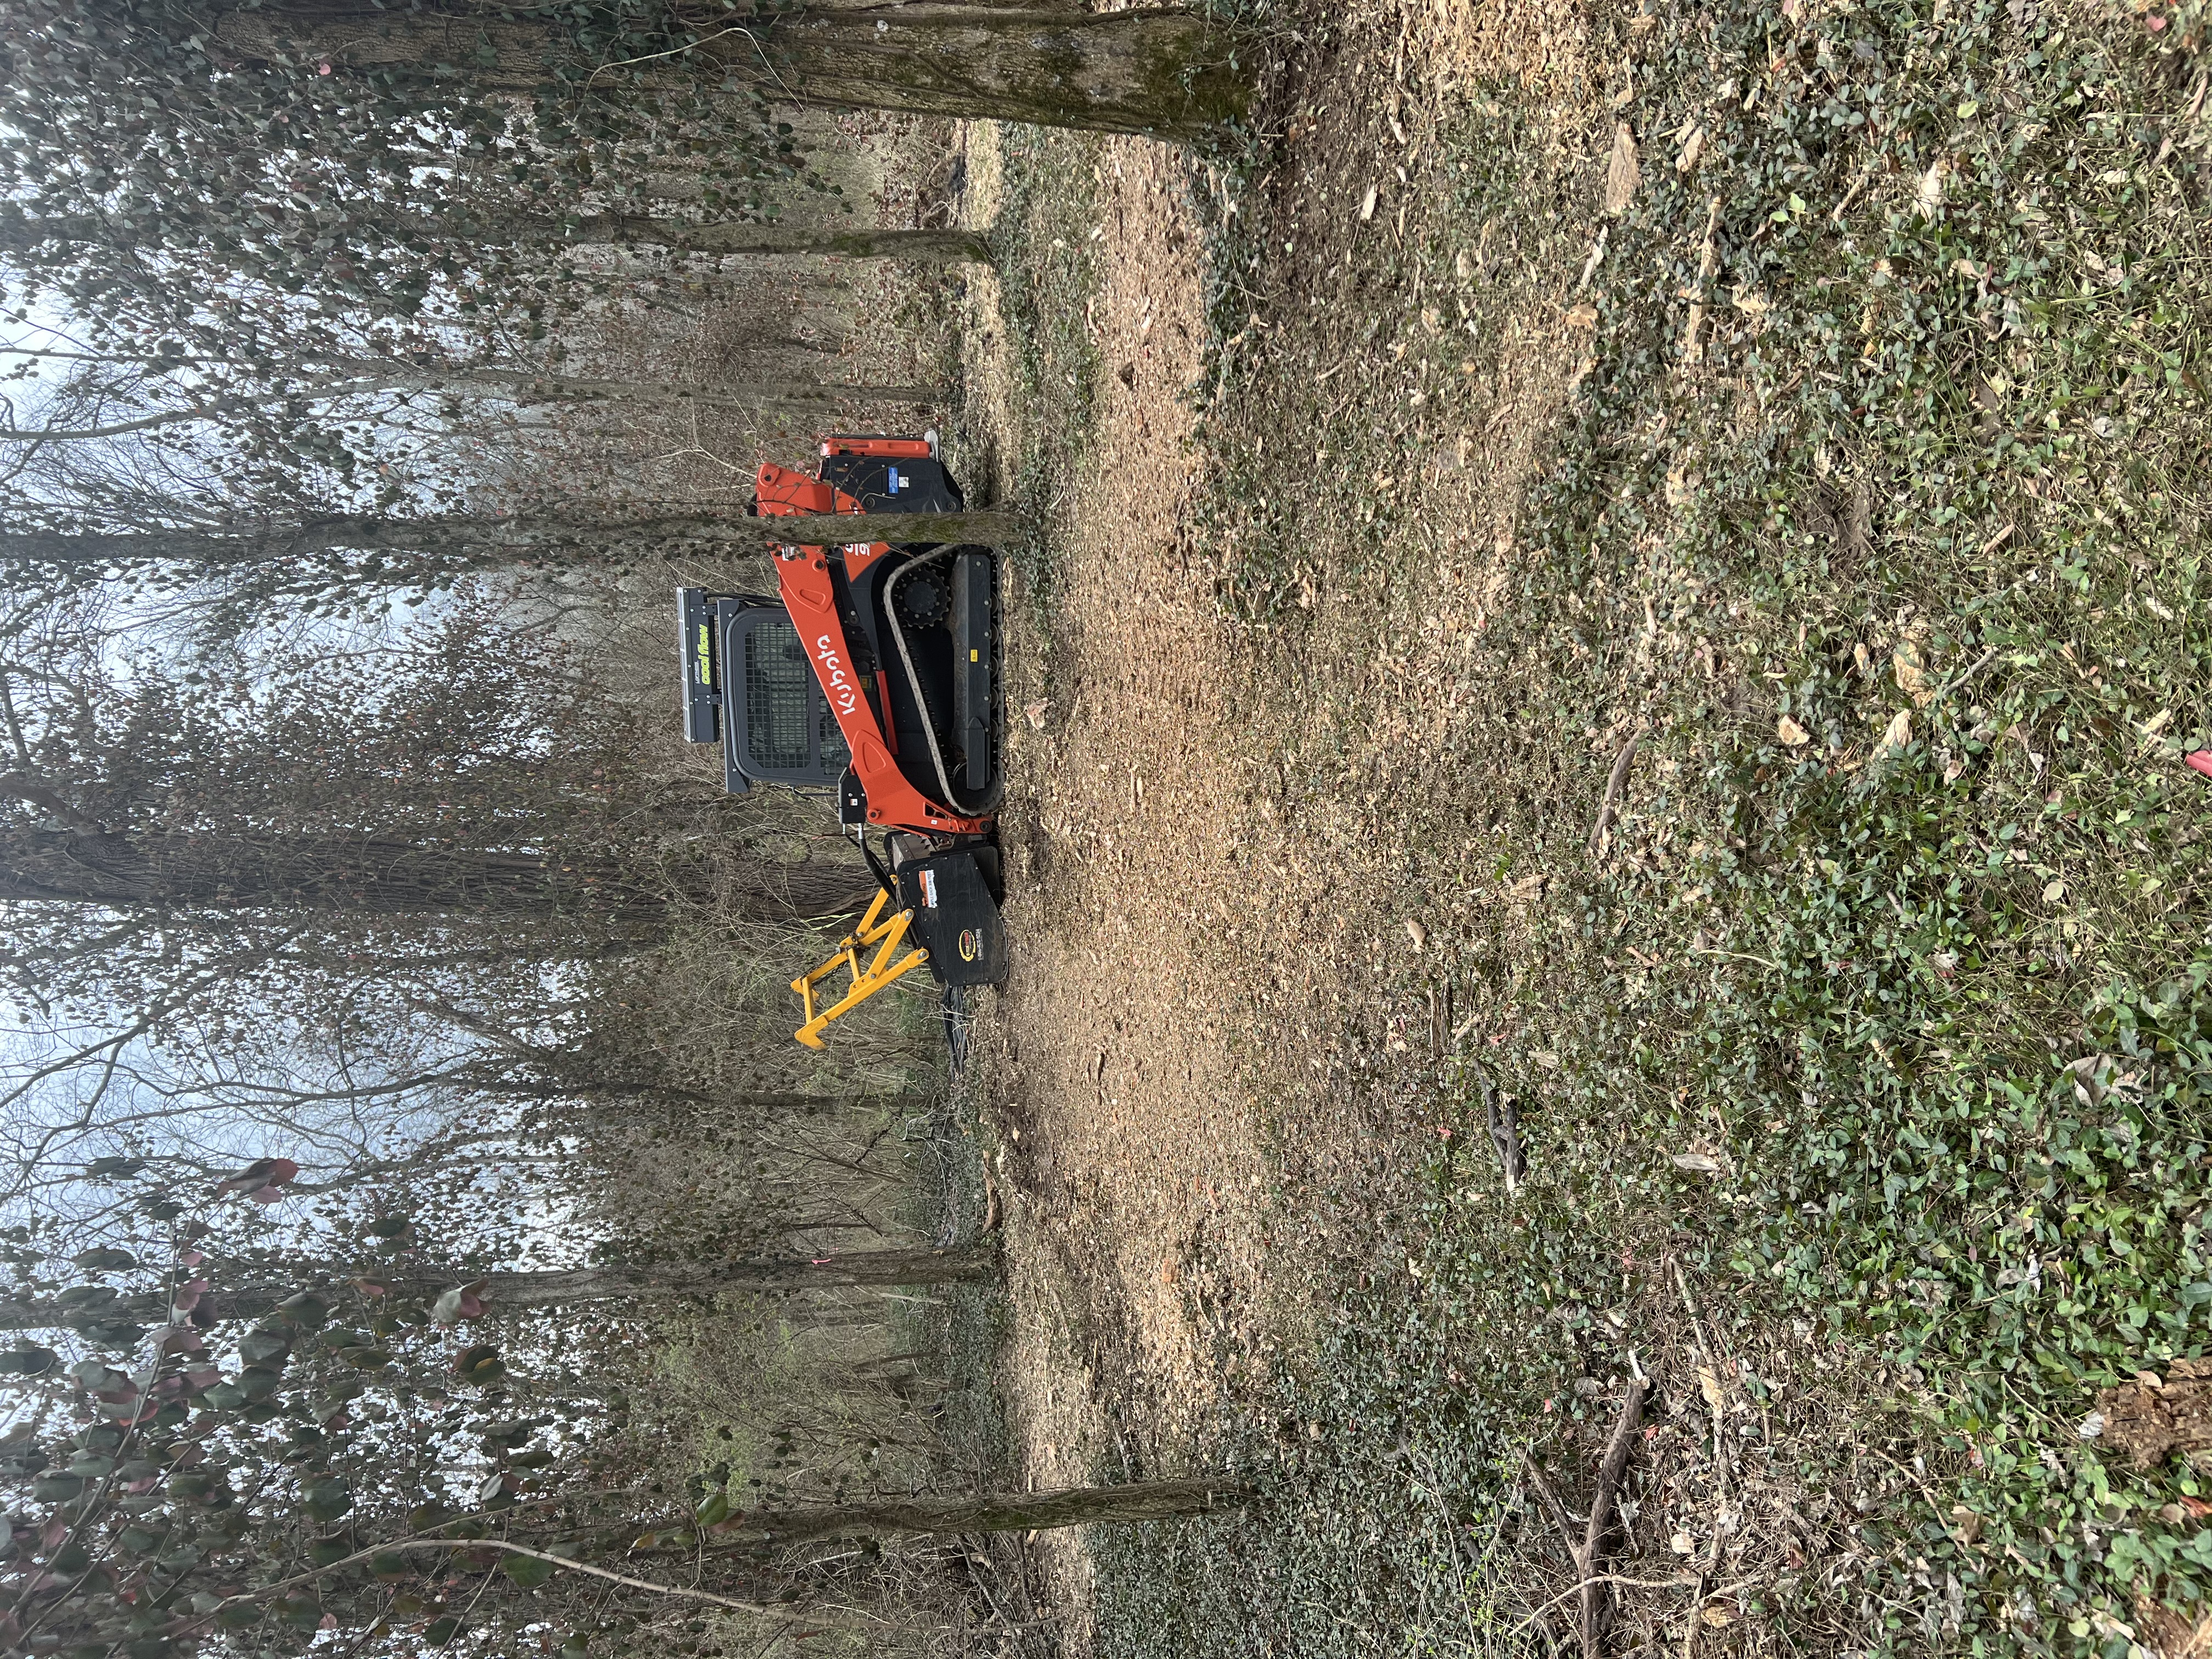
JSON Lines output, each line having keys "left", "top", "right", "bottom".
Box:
{"left": 0, "top": 362, "right": 943, "bottom": 445}
{"left": 759, "top": 510, "right": 1019, "bottom": 546}
{"left": 709, "top": 1479, "right": 1254, "bottom": 1545}
{"left": 0, "top": 1245, "right": 998, "bottom": 1334}
{"left": 1, "top": 510, "right": 1019, "bottom": 582}
{"left": 0, "top": 212, "right": 989, "bottom": 268}
{"left": 0, "top": 347, "right": 934, "bottom": 410}
{"left": 210, "top": 5, "right": 1244, "bottom": 139}
{"left": 554, "top": 220, "right": 990, "bottom": 264}
{"left": 394, "top": 363, "right": 941, "bottom": 410}
{"left": 0, "top": 823, "right": 658, "bottom": 919}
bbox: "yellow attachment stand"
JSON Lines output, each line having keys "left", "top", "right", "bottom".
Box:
{"left": 791, "top": 888, "right": 932, "bottom": 1049}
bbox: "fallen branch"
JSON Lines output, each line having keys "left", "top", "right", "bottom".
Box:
{"left": 1476, "top": 1065, "right": 1525, "bottom": 1194}
{"left": 1588, "top": 729, "right": 1644, "bottom": 858}
{"left": 1519, "top": 1379, "right": 1652, "bottom": 1658}
{"left": 204, "top": 1536, "right": 832, "bottom": 1630}
{"left": 1520, "top": 1449, "right": 1580, "bottom": 1566}
{"left": 1511, "top": 1573, "right": 1712, "bottom": 1641}
{"left": 1579, "top": 1379, "right": 1652, "bottom": 1657}
{"left": 1672, "top": 1263, "right": 1733, "bottom": 1658}
{"left": 1932, "top": 645, "right": 2001, "bottom": 706}
{"left": 1683, "top": 199, "right": 1720, "bottom": 362}
{"left": 1671, "top": 1263, "right": 1731, "bottom": 1508}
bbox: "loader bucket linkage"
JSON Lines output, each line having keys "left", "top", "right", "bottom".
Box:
{"left": 791, "top": 887, "right": 933, "bottom": 1049}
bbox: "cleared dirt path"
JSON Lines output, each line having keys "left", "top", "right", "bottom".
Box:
{"left": 947, "top": 11, "right": 1607, "bottom": 1626}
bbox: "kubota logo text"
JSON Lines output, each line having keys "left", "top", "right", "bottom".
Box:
{"left": 812, "top": 635, "right": 860, "bottom": 717}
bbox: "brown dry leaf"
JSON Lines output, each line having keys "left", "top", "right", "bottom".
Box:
{"left": 1700, "top": 1605, "right": 1737, "bottom": 1629}
{"left": 1404, "top": 918, "right": 1429, "bottom": 952}
{"left": 1676, "top": 124, "right": 1707, "bottom": 172}
{"left": 1565, "top": 302, "right": 1599, "bottom": 329}
{"left": 1605, "top": 123, "right": 1642, "bottom": 215}
{"left": 2093, "top": 1356, "right": 2212, "bottom": 1468}
{"left": 1881, "top": 708, "right": 1914, "bottom": 751}
{"left": 1359, "top": 184, "right": 1379, "bottom": 222}
{"left": 2132, "top": 1595, "right": 2212, "bottom": 1659}
{"left": 1777, "top": 715, "right": 1811, "bottom": 746}
{"left": 1916, "top": 158, "right": 1949, "bottom": 217}
{"left": 1671, "top": 1152, "right": 1722, "bottom": 1175}
{"left": 1024, "top": 700, "right": 1051, "bottom": 730}
{"left": 1697, "top": 1365, "right": 1726, "bottom": 1410}
{"left": 1893, "top": 641, "right": 1934, "bottom": 705}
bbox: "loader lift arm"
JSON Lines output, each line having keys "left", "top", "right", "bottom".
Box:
{"left": 791, "top": 887, "right": 934, "bottom": 1049}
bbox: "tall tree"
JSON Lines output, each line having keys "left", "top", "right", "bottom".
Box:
{"left": 209, "top": 3, "right": 1245, "bottom": 139}
{"left": 0, "top": 348, "right": 943, "bottom": 447}
{"left": 0, "top": 1245, "right": 998, "bottom": 1335}
{"left": 0, "top": 816, "right": 652, "bottom": 918}
{"left": 0, "top": 211, "right": 992, "bottom": 270}
{"left": 1, "top": 509, "right": 1015, "bottom": 592}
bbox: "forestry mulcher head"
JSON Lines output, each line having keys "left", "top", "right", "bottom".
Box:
{"left": 675, "top": 434, "right": 1008, "bottom": 1046}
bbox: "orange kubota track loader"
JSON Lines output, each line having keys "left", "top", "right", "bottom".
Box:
{"left": 678, "top": 435, "right": 1008, "bottom": 1044}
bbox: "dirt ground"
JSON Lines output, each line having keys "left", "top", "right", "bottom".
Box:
{"left": 954, "top": 128, "right": 1298, "bottom": 1634}
{"left": 945, "top": 4, "right": 1615, "bottom": 1633}
{"left": 896, "top": 0, "right": 2212, "bottom": 1649}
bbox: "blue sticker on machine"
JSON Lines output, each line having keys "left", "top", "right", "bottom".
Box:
{"left": 887, "top": 468, "right": 902, "bottom": 493}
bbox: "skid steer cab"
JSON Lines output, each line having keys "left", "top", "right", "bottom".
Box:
{"left": 676, "top": 433, "right": 1008, "bottom": 1046}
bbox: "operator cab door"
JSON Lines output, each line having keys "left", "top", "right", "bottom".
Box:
{"left": 720, "top": 602, "right": 849, "bottom": 792}
{"left": 675, "top": 587, "right": 847, "bottom": 794}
